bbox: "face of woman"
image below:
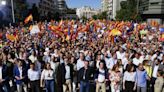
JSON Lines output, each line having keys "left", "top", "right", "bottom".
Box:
{"left": 138, "top": 64, "right": 143, "bottom": 70}
{"left": 115, "top": 66, "right": 119, "bottom": 72}
{"left": 46, "top": 64, "right": 51, "bottom": 70}
{"left": 71, "top": 57, "right": 74, "bottom": 63}
{"left": 30, "top": 64, "right": 34, "bottom": 70}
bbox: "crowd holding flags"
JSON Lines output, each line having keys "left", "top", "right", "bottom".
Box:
{"left": 3, "top": 16, "right": 164, "bottom": 43}
{"left": 0, "top": 17, "right": 164, "bottom": 92}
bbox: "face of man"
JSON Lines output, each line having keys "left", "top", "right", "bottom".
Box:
{"left": 84, "top": 61, "right": 89, "bottom": 67}
{"left": 99, "top": 62, "right": 104, "bottom": 69}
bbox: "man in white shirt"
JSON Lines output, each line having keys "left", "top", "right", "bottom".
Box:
{"left": 132, "top": 53, "right": 141, "bottom": 67}
{"left": 76, "top": 53, "right": 85, "bottom": 71}
{"left": 151, "top": 60, "right": 160, "bottom": 92}
{"left": 95, "top": 61, "right": 108, "bottom": 92}
{"left": 61, "top": 57, "right": 73, "bottom": 92}
{"left": 122, "top": 53, "right": 129, "bottom": 70}
{"left": 28, "top": 63, "right": 40, "bottom": 92}
{"left": 116, "top": 48, "right": 125, "bottom": 60}
{"left": 106, "top": 53, "right": 117, "bottom": 70}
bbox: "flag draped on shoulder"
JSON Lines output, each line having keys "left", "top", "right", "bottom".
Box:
{"left": 24, "top": 14, "right": 33, "bottom": 24}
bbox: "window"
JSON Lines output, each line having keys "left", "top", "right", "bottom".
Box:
{"left": 150, "top": 2, "right": 159, "bottom": 5}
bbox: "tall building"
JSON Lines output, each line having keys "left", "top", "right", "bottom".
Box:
{"left": 101, "top": 0, "right": 109, "bottom": 12}
{"left": 57, "top": 0, "right": 68, "bottom": 15}
{"left": 76, "top": 6, "right": 99, "bottom": 19}
{"left": 139, "top": 0, "right": 164, "bottom": 24}
{"left": 26, "top": 0, "right": 59, "bottom": 17}
{"left": 108, "top": 0, "right": 126, "bottom": 19}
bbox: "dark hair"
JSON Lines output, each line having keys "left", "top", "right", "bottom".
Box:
{"left": 30, "top": 63, "right": 35, "bottom": 66}
{"left": 127, "top": 65, "right": 134, "bottom": 72}
{"left": 44, "top": 62, "right": 51, "bottom": 70}
{"left": 158, "top": 70, "right": 163, "bottom": 76}
{"left": 112, "top": 64, "right": 118, "bottom": 71}
{"left": 143, "top": 60, "right": 148, "bottom": 65}
{"left": 99, "top": 60, "right": 105, "bottom": 66}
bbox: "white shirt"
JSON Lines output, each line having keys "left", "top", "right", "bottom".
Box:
{"left": 106, "top": 58, "right": 117, "bottom": 70}
{"left": 97, "top": 69, "right": 105, "bottom": 82}
{"left": 151, "top": 54, "right": 157, "bottom": 61}
{"left": 96, "top": 60, "right": 100, "bottom": 69}
{"left": 29, "top": 55, "right": 37, "bottom": 63}
{"left": 133, "top": 58, "right": 141, "bottom": 66}
{"left": 123, "top": 71, "right": 136, "bottom": 82}
{"left": 65, "top": 64, "right": 71, "bottom": 79}
{"left": 116, "top": 51, "right": 125, "bottom": 60}
{"left": 41, "top": 69, "right": 54, "bottom": 80}
{"left": 50, "top": 61, "right": 59, "bottom": 74}
{"left": 152, "top": 65, "right": 159, "bottom": 78}
{"left": 76, "top": 59, "right": 84, "bottom": 71}
{"left": 122, "top": 57, "right": 128, "bottom": 69}
{"left": 0, "top": 67, "right": 2, "bottom": 79}
{"left": 18, "top": 67, "right": 23, "bottom": 78}
{"left": 28, "top": 69, "right": 40, "bottom": 81}
{"left": 139, "top": 56, "right": 144, "bottom": 64}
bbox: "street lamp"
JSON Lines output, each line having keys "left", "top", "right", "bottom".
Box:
{"left": 0, "top": 0, "right": 15, "bottom": 23}
{"left": 1, "top": 0, "right": 6, "bottom": 5}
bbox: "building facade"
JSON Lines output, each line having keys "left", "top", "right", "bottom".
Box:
{"left": 57, "top": 0, "right": 68, "bottom": 15}
{"left": 101, "top": 0, "right": 109, "bottom": 12}
{"left": 76, "top": 6, "right": 98, "bottom": 19}
{"left": 108, "top": 0, "right": 126, "bottom": 19}
{"left": 26, "top": 0, "right": 59, "bottom": 16}
{"left": 139, "top": 0, "right": 164, "bottom": 24}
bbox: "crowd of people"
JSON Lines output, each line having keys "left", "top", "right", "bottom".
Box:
{"left": 0, "top": 19, "right": 163, "bottom": 92}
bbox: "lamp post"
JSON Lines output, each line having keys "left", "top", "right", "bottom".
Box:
{"left": 0, "top": 0, "right": 15, "bottom": 23}
{"left": 11, "top": 0, "right": 15, "bottom": 23}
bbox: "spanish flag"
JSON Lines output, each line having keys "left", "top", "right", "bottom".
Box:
{"left": 24, "top": 14, "right": 33, "bottom": 24}
{"left": 159, "top": 33, "right": 164, "bottom": 42}
{"left": 6, "top": 34, "right": 18, "bottom": 41}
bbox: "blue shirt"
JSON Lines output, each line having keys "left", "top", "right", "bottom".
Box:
{"left": 136, "top": 69, "right": 148, "bottom": 87}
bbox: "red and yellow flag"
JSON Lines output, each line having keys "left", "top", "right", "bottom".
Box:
{"left": 6, "top": 34, "right": 18, "bottom": 41}
{"left": 24, "top": 14, "right": 33, "bottom": 24}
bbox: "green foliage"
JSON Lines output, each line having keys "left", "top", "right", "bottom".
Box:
{"left": 116, "top": 0, "right": 141, "bottom": 21}
{"left": 82, "top": 16, "right": 87, "bottom": 20}
{"left": 92, "top": 11, "right": 109, "bottom": 20}
{"left": 92, "top": 15, "right": 98, "bottom": 20}
{"left": 14, "top": 0, "right": 28, "bottom": 22}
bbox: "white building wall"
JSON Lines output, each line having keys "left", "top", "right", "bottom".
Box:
{"left": 76, "top": 6, "right": 98, "bottom": 19}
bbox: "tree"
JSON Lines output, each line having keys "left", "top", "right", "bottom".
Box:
{"left": 116, "top": 0, "right": 141, "bottom": 21}
{"left": 54, "top": 12, "right": 60, "bottom": 21}
{"left": 92, "top": 15, "right": 98, "bottom": 20}
{"left": 92, "top": 11, "right": 109, "bottom": 20}
{"left": 31, "top": 4, "right": 39, "bottom": 21}
{"left": 14, "top": 0, "right": 28, "bottom": 22}
{"left": 81, "top": 16, "right": 87, "bottom": 21}
{"left": 98, "top": 11, "right": 108, "bottom": 19}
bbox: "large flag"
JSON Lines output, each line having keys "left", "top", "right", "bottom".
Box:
{"left": 6, "top": 34, "right": 18, "bottom": 41}
{"left": 24, "top": 14, "right": 33, "bottom": 24}
{"left": 109, "top": 29, "right": 122, "bottom": 36}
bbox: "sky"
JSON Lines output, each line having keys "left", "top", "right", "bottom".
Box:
{"left": 66, "top": 0, "right": 101, "bottom": 9}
